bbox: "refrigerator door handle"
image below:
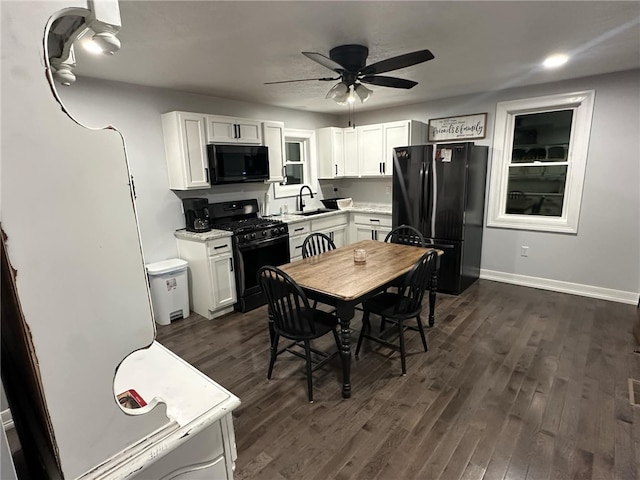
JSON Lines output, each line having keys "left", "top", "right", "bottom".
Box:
{"left": 419, "top": 161, "right": 426, "bottom": 234}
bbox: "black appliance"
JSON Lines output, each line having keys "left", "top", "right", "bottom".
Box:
{"left": 208, "top": 199, "right": 289, "bottom": 312}
{"left": 392, "top": 142, "right": 488, "bottom": 294}
{"left": 182, "top": 197, "right": 211, "bottom": 233}
{"left": 207, "top": 144, "right": 269, "bottom": 184}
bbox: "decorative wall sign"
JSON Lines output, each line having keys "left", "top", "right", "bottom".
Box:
{"left": 428, "top": 113, "right": 487, "bottom": 142}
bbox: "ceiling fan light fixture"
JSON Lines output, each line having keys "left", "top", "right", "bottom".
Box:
{"left": 326, "top": 82, "right": 349, "bottom": 102}
{"left": 354, "top": 83, "right": 373, "bottom": 103}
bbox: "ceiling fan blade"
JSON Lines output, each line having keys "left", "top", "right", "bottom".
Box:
{"left": 360, "top": 75, "right": 418, "bottom": 89}
{"left": 360, "top": 49, "right": 434, "bottom": 75}
{"left": 302, "top": 52, "right": 345, "bottom": 72}
{"left": 264, "top": 77, "right": 339, "bottom": 85}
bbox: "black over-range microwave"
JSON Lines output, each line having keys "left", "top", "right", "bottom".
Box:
{"left": 207, "top": 144, "right": 270, "bottom": 184}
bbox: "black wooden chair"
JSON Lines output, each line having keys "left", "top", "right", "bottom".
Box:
{"left": 301, "top": 232, "right": 337, "bottom": 310}
{"left": 257, "top": 265, "right": 342, "bottom": 403}
{"left": 355, "top": 250, "right": 437, "bottom": 375}
{"left": 384, "top": 224, "right": 426, "bottom": 247}
{"left": 301, "top": 232, "right": 336, "bottom": 259}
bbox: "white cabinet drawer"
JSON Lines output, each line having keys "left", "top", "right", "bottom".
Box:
{"left": 311, "top": 213, "right": 348, "bottom": 231}
{"left": 352, "top": 213, "right": 392, "bottom": 228}
{"left": 207, "top": 238, "right": 233, "bottom": 256}
{"left": 288, "top": 221, "right": 311, "bottom": 237}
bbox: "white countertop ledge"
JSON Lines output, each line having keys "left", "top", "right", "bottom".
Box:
{"left": 174, "top": 229, "right": 233, "bottom": 242}
{"left": 267, "top": 204, "right": 392, "bottom": 223}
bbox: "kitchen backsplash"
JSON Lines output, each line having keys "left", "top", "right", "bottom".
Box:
{"left": 172, "top": 176, "right": 393, "bottom": 218}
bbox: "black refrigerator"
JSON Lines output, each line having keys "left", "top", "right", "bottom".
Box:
{"left": 392, "top": 142, "right": 488, "bottom": 295}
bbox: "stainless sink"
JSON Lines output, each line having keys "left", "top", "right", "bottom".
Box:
{"left": 296, "top": 209, "right": 334, "bottom": 217}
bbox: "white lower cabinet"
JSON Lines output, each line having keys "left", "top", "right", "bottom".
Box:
{"left": 351, "top": 212, "right": 392, "bottom": 242}
{"left": 177, "top": 235, "right": 237, "bottom": 319}
{"left": 288, "top": 221, "right": 312, "bottom": 262}
{"left": 311, "top": 213, "right": 348, "bottom": 248}
{"left": 288, "top": 214, "right": 350, "bottom": 261}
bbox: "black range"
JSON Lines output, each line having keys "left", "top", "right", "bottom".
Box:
{"left": 208, "top": 199, "right": 290, "bottom": 312}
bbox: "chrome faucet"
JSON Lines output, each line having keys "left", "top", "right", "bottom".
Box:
{"left": 298, "top": 185, "right": 314, "bottom": 212}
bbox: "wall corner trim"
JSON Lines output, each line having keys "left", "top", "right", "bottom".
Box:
{"left": 479, "top": 269, "right": 639, "bottom": 305}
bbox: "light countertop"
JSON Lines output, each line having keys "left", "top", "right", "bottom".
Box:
{"left": 174, "top": 229, "right": 232, "bottom": 242}
{"left": 268, "top": 204, "right": 391, "bottom": 224}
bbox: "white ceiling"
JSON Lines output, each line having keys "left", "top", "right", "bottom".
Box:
{"left": 73, "top": 1, "right": 640, "bottom": 114}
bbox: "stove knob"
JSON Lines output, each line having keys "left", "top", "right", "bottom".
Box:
{"left": 251, "top": 233, "right": 256, "bottom": 239}
{"left": 262, "top": 230, "right": 267, "bottom": 236}
{"left": 280, "top": 227, "right": 286, "bottom": 233}
{"left": 273, "top": 228, "right": 279, "bottom": 235}
{"left": 243, "top": 234, "right": 249, "bottom": 241}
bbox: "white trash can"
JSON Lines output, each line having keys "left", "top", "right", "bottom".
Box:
{"left": 146, "top": 258, "right": 189, "bottom": 326}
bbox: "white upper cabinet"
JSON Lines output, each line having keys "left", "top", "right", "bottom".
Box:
{"left": 206, "top": 115, "right": 262, "bottom": 144}
{"left": 162, "top": 111, "right": 285, "bottom": 190}
{"left": 382, "top": 120, "right": 426, "bottom": 177}
{"left": 262, "top": 121, "right": 285, "bottom": 183}
{"left": 161, "top": 111, "right": 210, "bottom": 190}
{"left": 317, "top": 127, "right": 345, "bottom": 179}
{"left": 317, "top": 120, "right": 425, "bottom": 179}
{"left": 358, "top": 124, "right": 385, "bottom": 176}
{"left": 343, "top": 128, "right": 359, "bottom": 177}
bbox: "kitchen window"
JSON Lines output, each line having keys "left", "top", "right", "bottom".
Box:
{"left": 273, "top": 129, "right": 317, "bottom": 198}
{"left": 486, "top": 90, "right": 595, "bottom": 233}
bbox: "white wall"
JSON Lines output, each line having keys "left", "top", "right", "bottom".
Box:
{"left": 57, "top": 71, "right": 639, "bottom": 300}
{"left": 57, "top": 79, "right": 338, "bottom": 264}
{"left": 343, "top": 70, "right": 640, "bottom": 298}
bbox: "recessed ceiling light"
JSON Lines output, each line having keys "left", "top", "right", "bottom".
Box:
{"left": 543, "top": 53, "right": 569, "bottom": 69}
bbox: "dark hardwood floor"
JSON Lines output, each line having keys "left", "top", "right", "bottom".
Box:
{"left": 155, "top": 280, "right": 640, "bottom": 480}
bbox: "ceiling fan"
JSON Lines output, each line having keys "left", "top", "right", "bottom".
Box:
{"left": 265, "top": 44, "right": 434, "bottom": 104}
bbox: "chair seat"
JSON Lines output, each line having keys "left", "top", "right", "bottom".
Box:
{"left": 275, "top": 309, "right": 339, "bottom": 341}
{"left": 363, "top": 292, "right": 421, "bottom": 320}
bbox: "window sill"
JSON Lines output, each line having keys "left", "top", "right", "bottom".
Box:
{"left": 487, "top": 214, "right": 577, "bottom": 234}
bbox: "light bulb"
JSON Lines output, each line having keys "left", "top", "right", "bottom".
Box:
{"left": 347, "top": 87, "right": 356, "bottom": 104}
{"left": 543, "top": 53, "right": 569, "bottom": 69}
{"left": 354, "top": 84, "right": 373, "bottom": 103}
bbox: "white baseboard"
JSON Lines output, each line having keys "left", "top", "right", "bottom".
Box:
{"left": 2, "top": 409, "right": 14, "bottom": 431}
{"left": 480, "top": 269, "right": 639, "bottom": 305}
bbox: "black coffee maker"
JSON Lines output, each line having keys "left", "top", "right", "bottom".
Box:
{"left": 183, "top": 198, "right": 211, "bottom": 233}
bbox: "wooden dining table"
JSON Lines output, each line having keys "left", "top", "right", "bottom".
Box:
{"left": 278, "top": 239, "right": 443, "bottom": 398}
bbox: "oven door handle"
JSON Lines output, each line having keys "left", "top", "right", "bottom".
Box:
{"left": 236, "top": 235, "right": 289, "bottom": 252}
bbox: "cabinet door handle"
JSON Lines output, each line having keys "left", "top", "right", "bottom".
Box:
{"left": 370, "top": 218, "right": 380, "bottom": 223}
{"left": 235, "top": 124, "right": 239, "bottom": 138}
{"left": 294, "top": 227, "right": 305, "bottom": 232}
{"left": 382, "top": 163, "right": 386, "bottom": 174}
{"left": 335, "top": 164, "right": 338, "bottom": 176}
{"left": 204, "top": 167, "right": 209, "bottom": 183}
{"left": 214, "top": 244, "right": 228, "bottom": 250}
{"left": 295, "top": 245, "right": 303, "bottom": 250}
{"left": 229, "top": 258, "right": 234, "bottom": 272}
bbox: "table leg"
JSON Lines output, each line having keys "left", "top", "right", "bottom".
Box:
{"left": 428, "top": 259, "right": 440, "bottom": 327}
{"left": 335, "top": 303, "right": 354, "bottom": 399}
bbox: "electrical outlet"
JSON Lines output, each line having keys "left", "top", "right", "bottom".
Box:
{"left": 520, "top": 246, "right": 529, "bottom": 257}
{"left": 386, "top": 186, "right": 391, "bottom": 195}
